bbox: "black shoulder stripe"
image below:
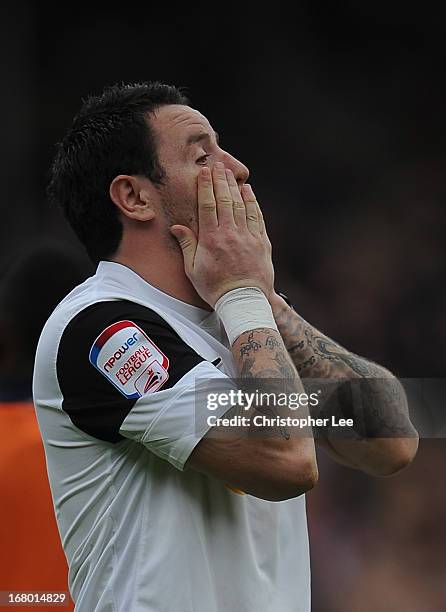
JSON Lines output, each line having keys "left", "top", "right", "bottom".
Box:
{"left": 57, "top": 300, "right": 205, "bottom": 443}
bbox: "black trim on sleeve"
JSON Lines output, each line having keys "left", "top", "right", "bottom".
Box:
{"left": 56, "top": 300, "right": 205, "bottom": 443}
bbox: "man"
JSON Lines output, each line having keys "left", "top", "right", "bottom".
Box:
{"left": 34, "top": 82, "right": 418, "bottom": 611}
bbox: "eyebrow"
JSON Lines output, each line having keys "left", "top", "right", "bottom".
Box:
{"left": 185, "top": 131, "right": 220, "bottom": 147}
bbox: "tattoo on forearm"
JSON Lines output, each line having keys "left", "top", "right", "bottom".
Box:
{"left": 304, "top": 330, "right": 380, "bottom": 377}
{"left": 287, "top": 340, "right": 305, "bottom": 353}
{"left": 295, "top": 355, "right": 316, "bottom": 373}
{"left": 239, "top": 331, "right": 262, "bottom": 357}
{"left": 359, "top": 377, "right": 415, "bottom": 437}
{"left": 271, "top": 350, "right": 298, "bottom": 379}
{"left": 265, "top": 335, "right": 281, "bottom": 350}
{"left": 275, "top": 306, "right": 385, "bottom": 379}
{"left": 237, "top": 330, "right": 296, "bottom": 381}
{"left": 234, "top": 329, "right": 300, "bottom": 440}
{"left": 274, "top": 305, "right": 417, "bottom": 438}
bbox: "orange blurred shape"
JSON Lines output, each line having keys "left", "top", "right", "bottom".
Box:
{"left": 0, "top": 403, "right": 74, "bottom": 611}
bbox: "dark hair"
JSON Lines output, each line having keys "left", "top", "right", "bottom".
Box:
{"left": 48, "top": 82, "right": 189, "bottom": 263}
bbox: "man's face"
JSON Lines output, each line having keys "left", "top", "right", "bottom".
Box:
{"left": 148, "top": 104, "right": 249, "bottom": 234}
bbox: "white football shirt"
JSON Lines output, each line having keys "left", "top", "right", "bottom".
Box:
{"left": 33, "top": 261, "right": 310, "bottom": 612}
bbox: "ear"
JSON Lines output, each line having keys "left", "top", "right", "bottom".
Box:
{"left": 109, "top": 175, "right": 156, "bottom": 222}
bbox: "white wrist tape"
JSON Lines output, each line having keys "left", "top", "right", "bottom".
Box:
{"left": 214, "top": 287, "right": 278, "bottom": 345}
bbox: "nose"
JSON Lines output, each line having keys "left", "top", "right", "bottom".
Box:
{"left": 220, "top": 151, "right": 249, "bottom": 185}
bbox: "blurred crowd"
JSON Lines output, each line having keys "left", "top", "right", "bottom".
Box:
{"left": 308, "top": 440, "right": 446, "bottom": 611}
{"left": 273, "top": 160, "right": 446, "bottom": 379}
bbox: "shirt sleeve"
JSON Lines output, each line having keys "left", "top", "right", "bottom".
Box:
{"left": 56, "top": 300, "right": 230, "bottom": 470}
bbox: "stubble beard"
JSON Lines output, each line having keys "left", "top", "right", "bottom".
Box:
{"left": 159, "top": 190, "right": 197, "bottom": 252}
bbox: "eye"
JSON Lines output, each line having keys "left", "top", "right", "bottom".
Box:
{"left": 196, "top": 154, "right": 211, "bottom": 165}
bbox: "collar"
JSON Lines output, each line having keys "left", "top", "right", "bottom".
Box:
{"left": 96, "top": 261, "right": 215, "bottom": 326}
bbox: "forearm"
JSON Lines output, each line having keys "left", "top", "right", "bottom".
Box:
{"left": 319, "top": 376, "right": 419, "bottom": 476}
{"left": 230, "top": 326, "right": 317, "bottom": 457}
{"left": 271, "top": 293, "right": 380, "bottom": 379}
{"left": 192, "top": 325, "right": 318, "bottom": 500}
{"left": 208, "top": 288, "right": 318, "bottom": 498}
{"left": 270, "top": 293, "right": 418, "bottom": 475}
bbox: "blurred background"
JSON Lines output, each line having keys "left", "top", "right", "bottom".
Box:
{"left": 1, "top": 2, "right": 445, "bottom": 610}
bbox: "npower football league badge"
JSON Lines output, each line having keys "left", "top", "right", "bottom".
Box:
{"left": 89, "top": 320, "right": 169, "bottom": 399}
